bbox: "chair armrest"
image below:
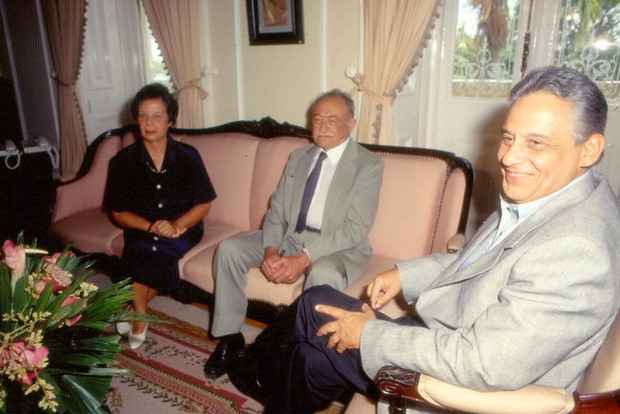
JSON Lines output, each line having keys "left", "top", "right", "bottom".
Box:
{"left": 447, "top": 233, "right": 466, "bottom": 254}
{"left": 573, "top": 390, "right": 620, "bottom": 413}
{"left": 375, "top": 366, "right": 425, "bottom": 413}
{"left": 375, "top": 366, "right": 576, "bottom": 414}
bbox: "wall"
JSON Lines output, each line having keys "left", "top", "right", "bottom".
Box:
{"left": 205, "top": 0, "right": 361, "bottom": 127}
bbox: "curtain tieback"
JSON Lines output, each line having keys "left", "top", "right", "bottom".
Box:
{"left": 176, "top": 71, "right": 208, "bottom": 100}
{"left": 359, "top": 88, "right": 394, "bottom": 105}
{"left": 51, "top": 72, "right": 74, "bottom": 87}
{"left": 349, "top": 74, "right": 394, "bottom": 105}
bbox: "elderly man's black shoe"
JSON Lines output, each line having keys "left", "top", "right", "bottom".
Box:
{"left": 204, "top": 333, "right": 244, "bottom": 380}
{"left": 226, "top": 348, "right": 268, "bottom": 405}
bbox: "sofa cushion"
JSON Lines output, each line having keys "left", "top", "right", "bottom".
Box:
{"left": 344, "top": 393, "right": 375, "bottom": 414}
{"left": 51, "top": 208, "right": 122, "bottom": 256}
{"left": 180, "top": 222, "right": 246, "bottom": 293}
{"left": 179, "top": 219, "right": 246, "bottom": 289}
{"left": 368, "top": 152, "right": 450, "bottom": 260}
{"left": 250, "top": 137, "right": 309, "bottom": 229}
{"left": 182, "top": 133, "right": 261, "bottom": 232}
{"left": 245, "top": 266, "right": 305, "bottom": 306}
{"left": 239, "top": 254, "right": 402, "bottom": 308}
{"left": 344, "top": 255, "right": 408, "bottom": 319}
{"left": 182, "top": 226, "right": 310, "bottom": 305}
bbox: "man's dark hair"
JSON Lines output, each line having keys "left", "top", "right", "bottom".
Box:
{"left": 510, "top": 66, "right": 607, "bottom": 143}
{"left": 310, "top": 89, "right": 355, "bottom": 118}
{"left": 130, "top": 83, "right": 178, "bottom": 124}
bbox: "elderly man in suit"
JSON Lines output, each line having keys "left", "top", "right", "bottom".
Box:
{"left": 240, "top": 67, "right": 620, "bottom": 413}
{"left": 203, "top": 89, "right": 384, "bottom": 379}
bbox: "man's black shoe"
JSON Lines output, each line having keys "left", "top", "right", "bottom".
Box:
{"left": 226, "top": 348, "right": 267, "bottom": 405}
{"left": 204, "top": 333, "right": 244, "bottom": 379}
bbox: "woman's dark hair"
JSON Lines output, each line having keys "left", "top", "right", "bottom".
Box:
{"left": 130, "top": 83, "right": 178, "bottom": 124}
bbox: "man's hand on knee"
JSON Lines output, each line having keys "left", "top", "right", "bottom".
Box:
{"left": 315, "top": 303, "right": 375, "bottom": 353}
{"left": 261, "top": 247, "right": 283, "bottom": 281}
{"left": 367, "top": 268, "right": 402, "bottom": 310}
{"left": 270, "top": 254, "right": 310, "bottom": 284}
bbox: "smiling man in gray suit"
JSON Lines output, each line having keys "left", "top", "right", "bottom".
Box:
{"left": 203, "top": 89, "right": 384, "bottom": 380}
{"left": 251, "top": 67, "right": 620, "bottom": 413}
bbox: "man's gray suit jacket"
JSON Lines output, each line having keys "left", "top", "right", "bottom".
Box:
{"left": 262, "top": 139, "right": 384, "bottom": 280}
{"left": 361, "top": 171, "right": 620, "bottom": 394}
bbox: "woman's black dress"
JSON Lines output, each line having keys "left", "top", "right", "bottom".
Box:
{"left": 103, "top": 137, "right": 216, "bottom": 293}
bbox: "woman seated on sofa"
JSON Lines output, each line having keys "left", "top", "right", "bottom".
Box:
{"left": 103, "top": 83, "right": 216, "bottom": 349}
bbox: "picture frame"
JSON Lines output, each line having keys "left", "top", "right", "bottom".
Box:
{"left": 246, "top": 0, "right": 304, "bottom": 45}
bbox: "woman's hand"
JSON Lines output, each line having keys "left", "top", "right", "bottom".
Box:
{"left": 151, "top": 220, "right": 184, "bottom": 238}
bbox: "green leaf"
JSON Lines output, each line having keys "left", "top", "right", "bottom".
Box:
{"left": 74, "top": 321, "right": 107, "bottom": 331}
{"left": 0, "top": 265, "right": 11, "bottom": 332}
{"left": 47, "top": 367, "right": 128, "bottom": 377}
{"left": 77, "top": 334, "right": 121, "bottom": 347}
{"left": 33, "top": 283, "right": 54, "bottom": 314}
{"left": 12, "top": 268, "right": 31, "bottom": 313}
{"left": 47, "top": 297, "right": 88, "bottom": 329}
{"left": 59, "top": 352, "right": 117, "bottom": 367}
{"left": 61, "top": 375, "right": 110, "bottom": 414}
{"left": 74, "top": 335, "right": 122, "bottom": 353}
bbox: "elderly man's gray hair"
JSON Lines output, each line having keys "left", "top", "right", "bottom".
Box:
{"left": 510, "top": 66, "right": 607, "bottom": 143}
{"left": 309, "top": 89, "right": 355, "bottom": 118}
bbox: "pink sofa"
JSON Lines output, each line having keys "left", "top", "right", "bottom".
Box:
{"left": 51, "top": 118, "right": 472, "bottom": 315}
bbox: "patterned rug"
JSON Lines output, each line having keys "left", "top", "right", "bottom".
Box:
{"left": 106, "top": 309, "right": 263, "bottom": 414}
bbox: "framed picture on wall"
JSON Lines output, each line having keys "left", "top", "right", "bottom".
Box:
{"left": 246, "top": 0, "right": 304, "bottom": 45}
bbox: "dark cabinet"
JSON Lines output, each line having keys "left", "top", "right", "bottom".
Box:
{"left": 0, "top": 151, "right": 54, "bottom": 245}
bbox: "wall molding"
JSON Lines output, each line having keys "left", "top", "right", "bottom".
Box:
{"left": 320, "top": 0, "right": 327, "bottom": 91}
{"left": 233, "top": 0, "right": 245, "bottom": 119}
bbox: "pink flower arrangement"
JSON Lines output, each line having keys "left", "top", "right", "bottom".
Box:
{"left": 32, "top": 264, "right": 73, "bottom": 296}
{"left": 61, "top": 295, "right": 83, "bottom": 327}
{"left": 0, "top": 341, "right": 49, "bottom": 385}
{"left": 0, "top": 238, "right": 133, "bottom": 413}
{"left": 2, "top": 240, "right": 25, "bottom": 282}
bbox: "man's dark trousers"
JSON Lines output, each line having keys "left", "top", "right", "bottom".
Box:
{"left": 264, "top": 286, "right": 422, "bottom": 413}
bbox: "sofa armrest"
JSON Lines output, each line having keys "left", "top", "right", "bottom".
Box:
{"left": 446, "top": 233, "right": 466, "bottom": 254}
{"left": 53, "top": 177, "right": 102, "bottom": 222}
{"left": 52, "top": 135, "right": 121, "bottom": 222}
{"left": 375, "top": 366, "right": 576, "bottom": 414}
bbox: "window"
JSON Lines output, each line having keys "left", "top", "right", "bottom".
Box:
{"left": 139, "top": 3, "right": 173, "bottom": 90}
{"left": 452, "top": 0, "right": 523, "bottom": 98}
{"left": 555, "top": 0, "right": 620, "bottom": 102}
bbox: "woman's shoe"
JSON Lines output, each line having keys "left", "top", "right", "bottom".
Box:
{"left": 129, "top": 323, "right": 149, "bottom": 350}
{"left": 115, "top": 321, "right": 131, "bottom": 336}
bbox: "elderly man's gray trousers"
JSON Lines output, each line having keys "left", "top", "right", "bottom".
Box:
{"left": 211, "top": 230, "right": 362, "bottom": 338}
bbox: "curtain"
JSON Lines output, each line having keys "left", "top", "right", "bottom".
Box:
{"left": 355, "top": 0, "right": 441, "bottom": 145}
{"left": 42, "top": 0, "right": 88, "bottom": 180}
{"left": 142, "top": 0, "right": 206, "bottom": 128}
